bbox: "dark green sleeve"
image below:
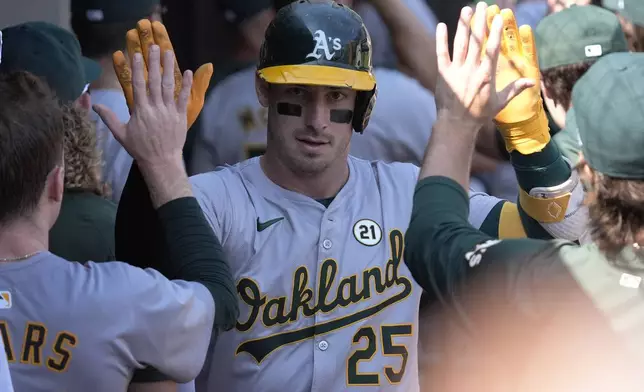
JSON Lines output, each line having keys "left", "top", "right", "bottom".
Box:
{"left": 511, "top": 141, "right": 571, "bottom": 239}
{"left": 404, "top": 176, "right": 567, "bottom": 324}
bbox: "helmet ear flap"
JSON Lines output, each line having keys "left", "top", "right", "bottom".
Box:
{"left": 353, "top": 85, "right": 377, "bottom": 133}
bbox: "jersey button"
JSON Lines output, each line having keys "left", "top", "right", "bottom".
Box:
{"left": 318, "top": 340, "right": 329, "bottom": 351}
{"left": 322, "top": 239, "right": 332, "bottom": 249}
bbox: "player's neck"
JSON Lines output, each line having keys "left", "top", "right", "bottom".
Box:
{"left": 0, "top": 219, "right": 48, "bottom": 260}
{"left": 89, "top": 57, "right": 123, "bottom": 91}
{"left": 260, "top": 154, "right": 349, "bottom": 200}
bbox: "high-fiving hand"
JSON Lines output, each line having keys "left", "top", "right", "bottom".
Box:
{"left": 94, "top": 44, "right": 193, "bottom": 168}
{"left": 112, "top": 20, "right": 212, "bottom": 130}
{"left": 433, "top": 2, "right": 535, "bottom": 132}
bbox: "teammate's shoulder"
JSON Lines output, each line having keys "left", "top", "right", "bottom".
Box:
{"left": 210, "top": 66, "right": 257, "bottom": 95}
{"left": 189, "top": 158, "right": 258, "bottom": 199}
{"left": 350, "top": 156, "right": 419, "bottom": 183}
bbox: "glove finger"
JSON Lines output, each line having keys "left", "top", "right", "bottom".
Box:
{"left": 112, "top": 50, "right": 134, "bottom": 112}
{"left": 519, "top": 25, "right": 538, "bottom": 71}
{"left": 187, "top": 63, "right": 213, "bottom": 128}
{"left": 500, "top": 9, "right": 522, "bottom": 56}
{"left": 126, "top": 29, "right": 148, "bottom": 81}
{"left": 136, "top": 19, "right": 156, "bottom": 74}
{"left": 191, "top": 63, "right": 213, "bottom": 101}
{"left": 151, "top": 21, "right": 183, "bottom": 100}
{"left": 479, "top": 5, "right": 500, "bottom": 59}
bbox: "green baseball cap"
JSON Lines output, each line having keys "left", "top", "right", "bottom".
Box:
{"left": 0, "top": 21, "right": 100, "bottom": 102}
{"left": 603, "top": 0, "right": 644, "bottom": 27}
{"left": 535, "top": 5, "right": 628, "bottom": 70}
{"left": 70, "top": 0, "right": 160, "bottom": 24}
{"left": 572, "top": 52, "right": 644, "bottom": 178}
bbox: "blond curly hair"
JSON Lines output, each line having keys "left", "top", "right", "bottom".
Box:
{"left": 62, "top": 106, "right": 109, "bottom": 197}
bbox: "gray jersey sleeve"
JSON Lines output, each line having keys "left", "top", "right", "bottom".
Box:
{"left": 91, "top": 261, "right": 215, "bottom": 382}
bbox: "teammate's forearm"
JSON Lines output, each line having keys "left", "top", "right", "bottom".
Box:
{"left": 370, "top": 0, "right": 438, "bottom": 93}
{"left": 138, "top": 157, "right": 193, "bottom": 209}
{"left": 510, "top": 141, "right": 570, "bottom": 192}
{"left": 419, "top": 114, "right": 480, "bottom": 191}
{"left": 156, "top": 197, "right": 239, "bottom": 330}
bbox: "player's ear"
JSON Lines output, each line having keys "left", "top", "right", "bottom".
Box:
{"left": 255, "top": 74, "right": 270, "bottom": 108}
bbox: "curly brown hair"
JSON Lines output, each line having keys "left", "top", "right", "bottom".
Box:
{"left": 581, "top": 163, "right": 644, "bottom": 258}
{"left": 541, "top": 61, "right": 596, "bottom": 109}
{"left": 62, "top": 106, "right": 109, "bottom": 197}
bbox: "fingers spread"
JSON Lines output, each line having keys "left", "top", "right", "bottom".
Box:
{"left": 453, "top": 6, "right": 474, "bottom": 65}
{"left": 148, "top": 45, "right": 163, "bottom": 105}
{"left": 113, "top": 51, "right": 134, "bottom": 112}
{"left": 436, "top": 22, "right": 451, "bottom": 70}
{"left": 519, "top": 25, "right": 538, "bottom": 70}
{"left": 467, "top": 2, "right": 489, "bottom": 65}
{"left": 500, "top": 9, "right": 521, "bottom": 56}
{"left": 162, "top": 50, "right": 177, "bottom": 106}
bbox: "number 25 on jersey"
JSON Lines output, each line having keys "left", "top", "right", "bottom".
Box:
{"left": 347, "top": 324, "right": 412, "bottom": 386}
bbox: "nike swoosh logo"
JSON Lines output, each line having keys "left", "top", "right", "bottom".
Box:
{"left": 257, "top": 217, "right": 284, "bottom": 232}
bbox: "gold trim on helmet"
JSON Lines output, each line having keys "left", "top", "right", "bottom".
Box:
{"left": 257, "top": 65, "right": 375, "bottom": 91}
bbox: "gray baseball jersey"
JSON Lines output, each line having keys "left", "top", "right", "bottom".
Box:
{"left": 190, "top": 67, "right": 436, "bottom": 174}
{"left": 0, "top": 252, "right": 214, "bottom": 391}
{"left": 190, "top": 156, "right": 501, "bottom": 391}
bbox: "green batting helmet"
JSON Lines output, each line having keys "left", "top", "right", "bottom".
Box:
{"left": 258, "top": 0, "right": 377, "bottom": 133}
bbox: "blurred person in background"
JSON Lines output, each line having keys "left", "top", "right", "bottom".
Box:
{"left": 604, "top": 0, "right": 644, "bottom": 51}
{"left": 71, "top": 0, "right": 164, "bottom": 204}
{"left": 537, "top": 5, "right": 628, "bottom": 164}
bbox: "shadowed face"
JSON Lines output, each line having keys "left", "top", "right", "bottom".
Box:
{"left": 257, "top": 80, "right": 357, "bottom": 175}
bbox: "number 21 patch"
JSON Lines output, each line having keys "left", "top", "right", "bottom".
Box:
{"left": 353, "top": 219, "right": 382, "bottom": 246}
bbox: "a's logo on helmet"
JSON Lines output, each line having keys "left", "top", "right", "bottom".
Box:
{"left": 305, "top": 30, "right": 342, "bottom": 61}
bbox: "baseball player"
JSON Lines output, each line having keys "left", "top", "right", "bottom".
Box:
{"left": 71, "top": 0, "right": 167, "bottom": 204}
{"left": 404, "top": 15, "right": 644, "bottom": 388}
{"left": 537, "top": 5, "right": 628, "bottom": 164}
{"left": 605, "top": 0, "right": 644, "bottom": 51}
{"left": 0, "top": 41, "right": 236, "bottom": 391}
{"left": 113, "top": 2, "right": 588, "bottom": 391}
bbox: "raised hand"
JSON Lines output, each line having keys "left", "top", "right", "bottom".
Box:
{"left": 112, "top": 19, "right": 212, "bottom": 129}
{"left": 434, "top": 2, "right": 535, "bottom": 132}
{"left": 94, "top": 44, "right": 192, "bottom": 168}
{"left": 486, "top": 5, "right": 550, "bottom": 155}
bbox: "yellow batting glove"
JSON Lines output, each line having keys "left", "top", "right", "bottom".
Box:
{"left": 489, "top": 8, "right": 550, "bottom": 155}
{"left": 112, "top": 19, "right": 213, "bottom": 130}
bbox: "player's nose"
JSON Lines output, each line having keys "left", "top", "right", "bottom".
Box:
{"left": 305, "top": 102, "right": 329, "bottom": 132}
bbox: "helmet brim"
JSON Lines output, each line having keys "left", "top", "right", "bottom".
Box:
{"left": 258, "top": 65, "right": 375, "bottom": 91}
